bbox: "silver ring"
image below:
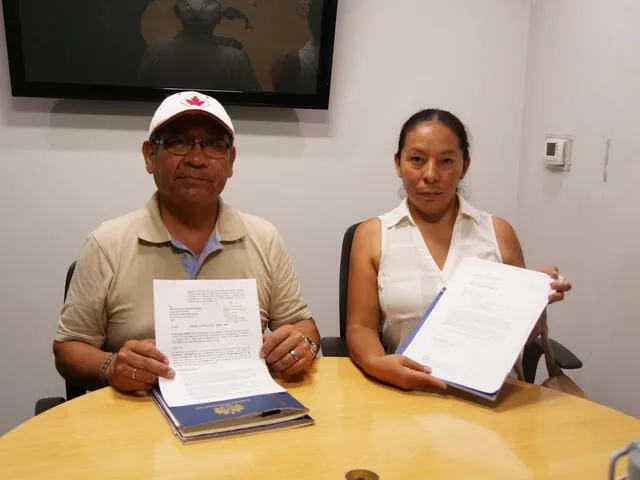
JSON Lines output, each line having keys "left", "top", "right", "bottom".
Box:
{"left": 131, "top": 368, "right": 137, "bottom": 380}
{"left": 289, "top": 350, "right": 299, "bottom": 361}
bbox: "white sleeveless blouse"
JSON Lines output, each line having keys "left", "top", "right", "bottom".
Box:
{"left": 377, "top": 195, "right": 502, "bottom": 351}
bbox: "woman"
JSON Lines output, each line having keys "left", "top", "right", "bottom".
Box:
{"left": 346, "top": 109, "right": 572, "bottom": 391}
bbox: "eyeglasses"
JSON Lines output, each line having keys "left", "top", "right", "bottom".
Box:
{"left": 153, "top": 136, "right": 231, "bottom": 159}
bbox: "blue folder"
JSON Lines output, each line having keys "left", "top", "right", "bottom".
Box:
{"left": 151, "top": 387, "right": 314, "bottom": 442}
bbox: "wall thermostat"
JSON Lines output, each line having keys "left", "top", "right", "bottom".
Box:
{"left": 544, "top": 135, "right": 572, "bottom": 171}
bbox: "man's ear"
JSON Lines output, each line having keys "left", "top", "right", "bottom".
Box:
{"left": 460, "top": 156, "right": 472, "bottom": 181}
{"left": 142, "top": 141, "right": 154, "bottom": 174}
{"left": 227, "top": 146, "right": 237, "bottom": 178}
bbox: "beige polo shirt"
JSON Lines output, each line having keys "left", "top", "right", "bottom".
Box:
{"left": 55, "top": 194, "right": 312, "bottom": 352}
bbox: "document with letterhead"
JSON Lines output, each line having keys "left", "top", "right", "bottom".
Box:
{"left": 397, "top": 257, "right": 551, "bottom": 401}
{"left": 152, "top": 279, "right": 313, "bottom": 441}
{"left": 154, "top": 278, "right": 284, "bottom": 407}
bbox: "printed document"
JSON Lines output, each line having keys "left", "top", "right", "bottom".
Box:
{"left": 154, "top": 279, "right": 284, "bottom": 407}
{"left": 400, "top": 258, "right": 551, "bottom": 395}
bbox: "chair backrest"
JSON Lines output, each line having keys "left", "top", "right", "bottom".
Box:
{"left": 62, "top": 261, "right": 86, "bottom": 401}
{"left": 338, "top": 222, "right": 362, "bottom": 340}
{"left": 64, "top": 261, "right": 76, "bottom": 301}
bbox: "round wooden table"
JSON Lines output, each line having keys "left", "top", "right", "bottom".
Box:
{"left": 1, "top": 358, "right": 638, "bottom": 479}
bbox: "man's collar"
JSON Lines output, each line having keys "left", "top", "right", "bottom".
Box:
{"left": 137, "top": 193, "right": 169, "bottom": 244}
{"left": 215, "top": 199, "right": 245, "bottom": 242}
{"left": 385, "top": 194, "right": 480, "bottom": 229}
{"left": 137, "top": 192, "right": 245, "bottom": 244}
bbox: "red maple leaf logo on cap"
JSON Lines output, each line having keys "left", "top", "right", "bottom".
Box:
{"left": 185, "top": 95, "right": 205, "bottom": 107}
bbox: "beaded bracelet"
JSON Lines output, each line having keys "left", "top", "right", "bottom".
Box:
{"left": 99, "top": 353, "right": 117, "bottom": 385}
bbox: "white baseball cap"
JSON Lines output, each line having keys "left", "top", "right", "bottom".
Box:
{"left": 148, "top": 91, "right": 235, "bottom": 139}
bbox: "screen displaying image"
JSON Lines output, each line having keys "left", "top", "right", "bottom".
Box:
{"left": 4, "top": 0, "right": 337, "bottom": 107}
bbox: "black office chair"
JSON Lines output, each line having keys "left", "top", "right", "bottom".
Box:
{"left": 320, "top": 222, "right": 583, "bottom": 384}
{"left": 319, "top": 224, "right": 358, "bottom": 358}
{"left": 34, "top": 261, "right": 88, "bottom": 415}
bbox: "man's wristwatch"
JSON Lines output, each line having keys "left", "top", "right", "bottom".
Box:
{"left": 304, "top": 336, "right": 318, "bottom": 357}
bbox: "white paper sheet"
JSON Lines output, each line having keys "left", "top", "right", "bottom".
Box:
{"left": 401, "top": 257, "right": 551, "bottom": 394}
{"left": 154, "top": 279, "right": 284, "bottom": 407}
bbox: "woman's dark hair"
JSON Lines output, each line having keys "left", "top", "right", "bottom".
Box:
{"left": 396, "top": 109, "right": 470, "bottom": 162}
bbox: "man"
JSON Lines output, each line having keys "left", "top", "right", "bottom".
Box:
{"left": 272, "top": 0, "right": 322, "bottom": 94}
{"left": 54, "top": 91, "right": 319, "bottom": 393}
{"left": 139, "top": 0, "right": 261, "bottom": 91}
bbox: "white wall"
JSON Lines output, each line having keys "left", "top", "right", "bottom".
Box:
{"left": 518, "top": 0, "right": 640, "bottom": 417}
{"left": 0, "top": 0, "right": 533, "bottom": 434}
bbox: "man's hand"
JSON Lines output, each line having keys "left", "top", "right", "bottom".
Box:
{"left": 539, "top": 266, "right": 572, "bottom": 304}
{"left": 106, "top": 339, "right": 175, "bottom": 392}
{"left": 368, "top": 354, "right": 448, "bottom": 391}
{"left": 260, "top": 325, "right": 316, "bottom": 377}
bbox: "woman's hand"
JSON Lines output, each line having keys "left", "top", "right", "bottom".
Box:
{"left": 367, "top": 354, "right": 447, "bottom": 391}
{"left": 539, "top": 266, "right": 572, "bottom": 304}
